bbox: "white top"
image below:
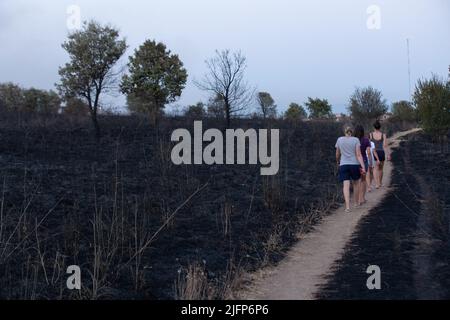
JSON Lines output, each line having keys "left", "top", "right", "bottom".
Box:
{"left": 335, "top": 137, "right": 361, "bottom": 166}
{"left": 369, "top": 141, "right": 376, "bottom": 165}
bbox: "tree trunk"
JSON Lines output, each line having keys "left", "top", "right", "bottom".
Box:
{"left": 91, "top": 112, "right": 101, "bottom": 140}
{"left": 149, "top": 105, "right": 162, "bottom": 128}
{"left": 92, "top": 91, "right": 102, "bottom": 139}
{"left": 88, "top": 94, "right": 101, "bottom": 140}
{"left": 225, "top": 101, "right": 231, "bottom": 128}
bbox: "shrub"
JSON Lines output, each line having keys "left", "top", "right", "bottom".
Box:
{"left": 284, "top": 103, "right": 307, "bottom": 121}
{"left": 23, "top": 88, "right": 61, "bottom": 114}
{"left": 0, "top": 83, "right": 25, "bottom": 112}
{"left": 185, "top": 102, "right": 205, "bottom": 119}
{"left": 63, "top": 97, "right": 91, "bottom": 116}
{"left": 257, "top": 92, "right": 277, "bottom": 119}
{"left": 413, "top": 75, "right": 450, "bottom": 138}
{"left": 305, "top": 97, "right": 334, "bottom": 119}
{"left": 0, "top": 83, "right": 61, "bottom": 114}
{"left": 391, "top": 100, "right": 417, "bottom": 122}
{"left": 348, "top": 86, "right": 388, "bottom": 128}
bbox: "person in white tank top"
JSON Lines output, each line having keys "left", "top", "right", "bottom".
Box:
{"left": 366, "top": 141, "right": 376, "bottom": 192}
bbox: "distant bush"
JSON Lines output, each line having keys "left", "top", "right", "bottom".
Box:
{"left": 305, "top": 97, "right": 334, "bottom": 119}
{"left": 348, "top": 86, "right": 388, "bottom": 128}
{"left": 185, "top": 102, "right": 205, "bottom": 119}
{"left": 206, "top": 94, "right": 226, "bottom": 119}
{"left": 413, "top": 75, "right": 450, "bottom": 139}
{"left": 257, "top": 92, "right": 277, "bottom": 119}
{"left": 0, "top": 82, "right": 61, "bottom": 114}
{"left": 0, "top": 83, "right": 25, "bottom": 112}
{"left": 284, "top": 103, "right": 307, "bottom": 121}
{"left": 63, "top": 97, "right": 90, "bottom": 116}
{"left": 23, "top": 88, "right": 61, "bottom": 114}
{"left": 391, "top": 100, "right": 417, "bottom": 122}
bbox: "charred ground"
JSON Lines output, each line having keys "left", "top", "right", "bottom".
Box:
{"left": 0, "top": 114, "right": 343, "bottom": 299}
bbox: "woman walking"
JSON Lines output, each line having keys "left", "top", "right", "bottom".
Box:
{"left": 354, "top": 125, "right": 371, "bottom": 204}
{"left": 370, "top": 120, "right": 390, "bottom": 188}
{"left": 366, "top": 140, "right": 376, "bottom": 192}
{"left": 335, "top": 126, "right": 366, "bottom": 213}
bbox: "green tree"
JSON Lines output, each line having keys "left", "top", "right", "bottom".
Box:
{"left": 257, "top": 92, "right": 277, "bottom": 119}
{"left": 23, "top": 88, "right": 61, "bottom": 114}
{"left": 305, "top": 97, "right": 334, "bottom": 119}
{"left": 348, "top": 87, "right": 388, "bottom": 127}
{"left": 0, "top": 83, "right": 60, "bottom": 114}
{"left": 57, "top": 20, "right": 127, "bottom": 137}
{"left": 391, "top": 100, "right": 417, "bottom": 122}
{"left": 126, "top": 93, "right": 154, "bottom": 116}
{"left": 413, "top": 75, "right": 450, "bottom": 138}
{"left": 121, "top": 40, "right": 187, "bottom": 125}
{"left": 0, "top": 83, "right": 25, "bottom": 112}
{"left": 185, "top": 102, "right": 205, "bottom": 119}
{"left": 284, "top": 103, "right": 307, "bottom": 120}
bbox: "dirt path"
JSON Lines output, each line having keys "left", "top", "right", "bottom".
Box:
{"left": 240, "top": 129, "right": 421, "bottom": 300}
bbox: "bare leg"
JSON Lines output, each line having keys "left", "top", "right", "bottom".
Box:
{"left": 343, "top": 180, "right": 351, "bottom": 210}
{"left": 374, "top": 164, "right": 381, "bottom": 188}
{"left": 366, "top": 169, "right": 372, "bottom": 192}
{"left": 360, "top": 176, "right": 366, "bottom": 204}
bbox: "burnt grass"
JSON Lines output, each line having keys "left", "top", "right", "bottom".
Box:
{"left": 317, "top": 131, "right": 450, "bottom": 300}
{"left": 0, "top": 113, "right": 342, "bottom": 300}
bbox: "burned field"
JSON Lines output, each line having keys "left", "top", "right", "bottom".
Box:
{"left": 317, "top": 132, "right": 450, "bottom": 299}
{"left": 0, "top": 115, "right": 342, "bottom": 299}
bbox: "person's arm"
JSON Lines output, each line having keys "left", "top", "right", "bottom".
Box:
{"left": 335, "top": 139, "right": 341, "bottom": 166}
{"left": 336, "top": 148, "right": 341, "bottom": 166}
{"left": 366, "top": 146, "right": 372, "bottom": 166}
{"left": 356, "top": 145, "right": 366, "bottom": 174}
{"left": 374, "top": 149, "right": 381, "bottom": 165}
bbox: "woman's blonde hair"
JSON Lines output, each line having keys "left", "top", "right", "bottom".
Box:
{"left": 344, "top": 126, "right": 354, "bottom": 135}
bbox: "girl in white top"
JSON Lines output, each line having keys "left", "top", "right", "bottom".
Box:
{"left": 366, "top": 141, "right": 376, "bottom": 192}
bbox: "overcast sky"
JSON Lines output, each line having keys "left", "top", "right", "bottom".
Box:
{"left": 0, "top": 0, "right": 449, "bottom": 114}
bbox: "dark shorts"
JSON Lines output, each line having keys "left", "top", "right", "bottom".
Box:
{"left": 376, "top": 150, "right": 385, "bottom": 162}
{"left": 339, "top": 165, "right": 362, "bottom": 182}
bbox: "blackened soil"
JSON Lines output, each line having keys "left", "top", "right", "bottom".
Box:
{"left": 0, "top": 114, "right": 342, "bottom": 300}
{"left": 317, "top": 132, "right": 450, "bottom": 299}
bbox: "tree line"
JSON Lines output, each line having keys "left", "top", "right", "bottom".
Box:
{"left": 0, "top": 20, "right": 448, "bottom": 139}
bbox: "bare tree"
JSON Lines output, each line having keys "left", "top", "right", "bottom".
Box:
{"left": 195, "top": 50, "right": 254, "bottom": 127}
